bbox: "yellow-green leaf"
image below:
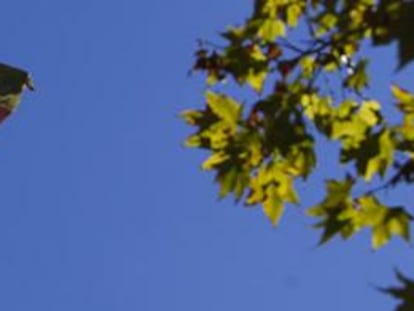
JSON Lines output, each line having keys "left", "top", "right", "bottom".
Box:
{"left": 287, "top": 4, "right": 302, "bottom": 27}
{"left": 316, "top": 13, "right": 338, "bottom": 36}
{"left": 185, "top": 134, "right": 202, "bottom": 148}
{"left": 364, "top": 129, "right": 394, "bottom": 181}
{"left": 246, "top": 68, "right": 267, "bottom": 93}
{"left": 359, "top": 100, "right": 381, "bottom": 127}
{"left": 263, "top": 185, "right": 285, "bottom": 226}
{"left": 202, "top": 151, "right": 229, "bottom": 170}
{"left": 391, "top": 85, "right": 414, "bottom": 103}
{"left": 216, "top": 167, "right": 249, "bottom": 199}
{"left": 391, "top": 85, "right": 414, "bottom": 113}
{"left": 206, "top": 91, "right": 241, "bottom": 126}
{"left": 258, "top": 19, "right": 285, "bottom": 41}
{"left": 372, "top": 224, "right": 391, "bottom": 249}
{"left": 300, "top": 56, "right": 316, "bottom": 79}
{"left": 181, "top": 109, "right": 203, "bottom": 125}
{"left": 358, "top": 196, "right": 412, "bottom": 249}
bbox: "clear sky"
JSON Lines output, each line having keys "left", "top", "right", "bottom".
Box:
{"left": 0, "top": 1, "right": 413, "bottom": 310}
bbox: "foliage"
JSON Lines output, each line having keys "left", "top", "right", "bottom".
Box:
{"left": 183, "top": 1, "right": 414, "bottom": 309}
{"left": 382, "top": 271, "right": 414, "bottom": 311}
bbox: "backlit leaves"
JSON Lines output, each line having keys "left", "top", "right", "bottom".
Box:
{"left": 343, "top": 59, "right": 369, "bottom": 92}
{"left": 258, "top": 19, "right": 286, "bottom": 42}
{"left": 224, "top": 44, "right": 269, "bottom": 92}
{"left": 392, "top": 85, "right": 414, "bottom": 114}
{"left": 341, "top": 129, "right": 395, "bottom": 181}
{"left": 184, "top": 0, "right": 414, "bottom": 248}
{"left": 286, "top": 4, "right": 302, "bottom": 27}
{"left": 307, "top": 177, "right": 355, "bottom": 244}
{"left": 309, "top": 180, "right": 411, "bottom": 249}
{"left": 357, "top": 196, "right": 411, "bottom": 249}
{"left": 205, "top": 91, "right": 241, "bottom": 127}
{"left": 184, "top": 1, "right": 414, "bottom": 309}
{"left": 247, "top": 161, "right": 299, "bottom": 225}
{"left": 182, "top": 91, "right": 242, "bottom": 150}
{"left": 382, "top": 271, "right": 414, "bottom": 311}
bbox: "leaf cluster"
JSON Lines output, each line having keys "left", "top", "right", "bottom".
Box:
{"left": 184, "top": 0, "right": 414, "bottom": 249}
{"left": 183, "top": 1, "right": 414, "bottom": 308}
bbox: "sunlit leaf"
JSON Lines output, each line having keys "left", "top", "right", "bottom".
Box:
{"left": 184, "top": 0, "right": 414, "bottom": 263}
{"left": 357, "top": 196, "right": 412, "bottom": 249}
{"left": 258, "top": 19, "right": 285, "bottom": 41}
{"left": 246, "top": 68, "right": 268, "bottom": 93}
{"left": 181, "top": 109, "right": 204, "bottom": 125}
{"left": 391, "top": 85, "right": 414, "bottom": 113}
{"left": 287, "top": 4, "right": 302, "bottom": 27}
{"left": 205, "top": 91, "right": 241, "bottom": 126}
{"left": 358, "top": 101, "right": 381, "bottom": 127}
{"left": 308, "top": 177, "right": 357, "bottom": 244}
{"left": 344, "top": 59, "right": 369, "bottom": 92}
{"left": 263, "top": 184, "right": 285, "bottom": 226}
{"left": 364, "top": 129, "right": 394, "bottom": 181}
{"left": 202, "top": 151, "right": 229, "bottom": 170}
{"left": 216, "top": 166, "right": 250, "bottom": 199}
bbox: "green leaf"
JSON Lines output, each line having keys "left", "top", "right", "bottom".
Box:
{"left": 202, "top": 151, "right": 229, "bottom": 170}
{"left": 183, "top": 0, "right": 414, "bottom": 257}
{"left": 300, "top": 56, "right": 316, "bottom": 79}
{"left": 258, "top": 19, "right": 285, "bottom": 41}
{"left": 331, "top": 99, "right": 381, "bottom": 150}
{"left": 285, "top": 141, "right": 316, "bottom": 178}
{"left": 358, "top": 101, "right": 381, "bottom": 127}
{"left": 378, "top": 217, "right": 410, "bottom": 248}
{"left": 315, "top": 215, "right": 350, "bottom": 245}
{"left": 249, "top": 44, "right": 267, "bottom": 61}
{"left": 269, "top": 163, "right": 299, "bottom": 204}
{"left": 246, "top": 68, "right": 268, "bottom": 93}
{"left": 335, "top": 100, "right": 358, "bottom": 120}
{"left": 310, "top": 188, "right": 411, "bottom": 249}
{"left": 221, "top": 26, "right": 246, "bottom": 43}
{"left": 344, "top": 59, "right": 369, "bottom": 92}
{"left": 181, "top": 109, "right": 204, "bottom": 125}
{"left": 261, "top": 162, "right": 299, "bottom": 225}
{"left": 287, "top": 4, "right": 302, "bottom": 27}
{"left": 311, "top": 178, "right": 354, "bottom": 213}
{"left": 395, "top": 2, "right": 414, "bottom": 69}
{"left": 391, "top": 85, "right": 414, "bottom": 113}
{"left": 205, "top": 91, "right": 241, "bottom": 126}
{"left": 216, "top": 166, "right": 250, "bottom": 199}
{"left": 184, "top": 134, "right": 202, "bottom": 148}
{"left": 300, "top": 94, "right": 334, "bottom": 135}
{"left": 308, "top": 177, "right": 357, "bottom": 244}
{"left": 223, "top": 44, "right": 269, "bottom": 91}
{"left": 357, "top": 196, "right": 412, "bottom": 249}
{"left": 246, "top": 173, "right": 265, "bottom": 205}
{"left": 316, "top": 12, "right": 338, "bottom": 36}
{"left": 246, "top": 160, "right": 298, "bottom": 224}
{"left": 340, "top": 129, "right": 395, "bottom": 181}
{"left": 331, "top": 117, "right": 367, "bottom": 146}
{"left": 364, "top": 129, "right": 394, "bottom": 181}
{"left": 371, "top": 1, "right": 414, "bottom": 69}
{"left": 263, "top": 184, "right": 285, "bottom": 226}
{"left": 381, "top": 270, "right": 414, "bottom": 311}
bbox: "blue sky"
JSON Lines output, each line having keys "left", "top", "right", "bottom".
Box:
{"left": 0, "top": 1, "right": 412, "bottom": 310}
